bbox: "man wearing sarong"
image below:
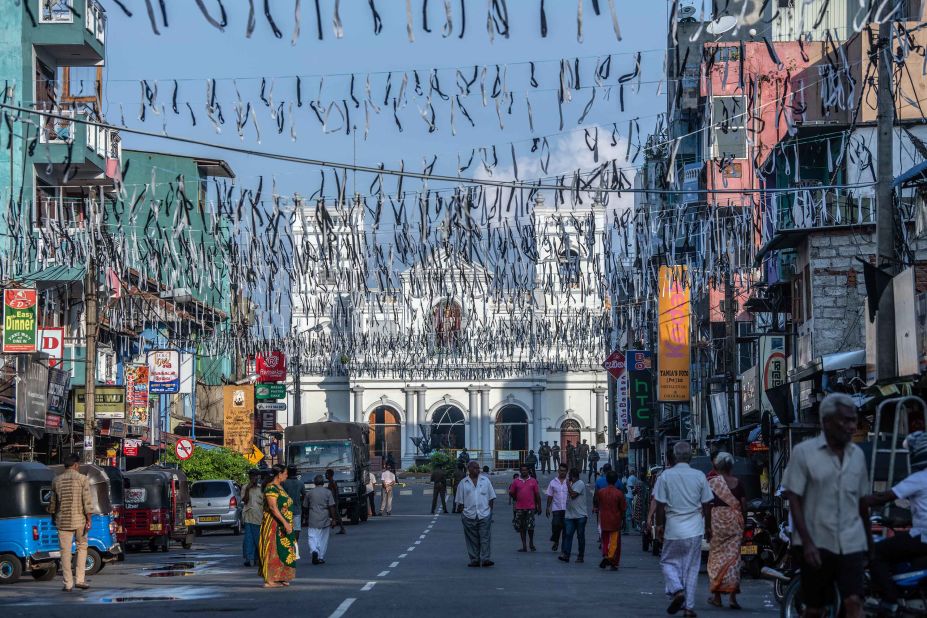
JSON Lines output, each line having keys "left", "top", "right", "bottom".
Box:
{"left": 654, "top": 441, "right": 713, "bottom": 617}
{"left": 594, "top": 469, "right": 627, "bottom": 570}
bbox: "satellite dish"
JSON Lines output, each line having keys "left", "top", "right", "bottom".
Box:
{"left": 679, "top": 4, "right": 697, "bottom": 17}
{"left": 706, "top": 15, "right": 738, "bottom": 35}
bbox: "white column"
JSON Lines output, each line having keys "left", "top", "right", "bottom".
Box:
{"left": 467, "top": 386, "right": 480, "bottom": 451}
{"left": 416, "top": 388, "right": 426, "bottom": 429}
{"left": 594, "top": 386, "right": 607, "bottom": 445}
{"left": 531, "top": 385, "right": 545, "bottom": 447}
{"left": 480, "top": 387, "right": 492, "bottom": 466}
{"left": 351, "top": 386, "right": 365, "bottom": 424}
{"left": 403, "top": 387, "right": 416, "bottom": 465}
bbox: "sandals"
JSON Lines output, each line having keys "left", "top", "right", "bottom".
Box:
{"left": 706, "top": 598, "right": 723, "bottom": 608}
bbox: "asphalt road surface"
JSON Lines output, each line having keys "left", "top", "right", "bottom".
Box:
{"left": 0, "top": 473, "right": 779, "bottom": 617}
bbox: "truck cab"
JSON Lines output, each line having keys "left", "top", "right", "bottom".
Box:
{"left": 285, "top": 422, "right": 370, "bottom": 524}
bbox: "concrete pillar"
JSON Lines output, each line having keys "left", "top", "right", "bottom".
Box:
{"left": 403, "top": 387, "right": 416, "bottom": 464}
{"left": 351, "top": 386, "right": 365, "bottom": 424}
{"left": 480, "top": 387, "right": 492, "bottom": 466}
{"left": 416, "top": 387, "right": 426, "bottom": 430}
{"left": 594, "top": 387, "right": 607, "bottom": 446}
{"left": 467, "top": 386, "right": 480, "bottom": 451}
{"left": 531, "top": 385, "right": 545, "bottom": 448}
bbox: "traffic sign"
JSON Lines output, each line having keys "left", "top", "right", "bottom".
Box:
{"left": 175, "top": 437, "right": 194, "bottom": 460}
{"left": 603, "top": 350, "right": 626, "bottom": 380}
{"left": 256, "top": 401, "right": 286, "bottom": 411}
{"left": 255, "top": 383, "right": 286, "bottom": 400}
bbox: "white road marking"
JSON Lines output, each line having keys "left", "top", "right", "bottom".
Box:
{"left": 414, "top": 540, "right": 421, "bottom": 545}
{"left": 398, "top": 554, "right": 407, "bottom": 558}
{"left": 419, "top": 534, "right": 426, "bottom": 539}
{"left": 377, "top": 570, "right": 390, "bottom": 577}
{"left": 407, "top": 546, "right": 415, "bottom": 551}
{"left": 328, "top": 598, "right": 356, "bottom": 618}
{"left": 389, "top": 561, "right": 399, "bottom": 568}
{"left": 423, "top": 489, "right": 433, "bottom": 495}
{"left": 361, "top": 582, "right": 376, "bottom": 592}
{"left": 494, "top": 489, "right": 506, "bottom": 495}
{"left": 400, "top": 490, "right": 413, "bottom": 495}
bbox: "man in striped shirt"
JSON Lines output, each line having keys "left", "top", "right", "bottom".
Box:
{"left": 48, "top": 454, "right": 93, "bottom": 591}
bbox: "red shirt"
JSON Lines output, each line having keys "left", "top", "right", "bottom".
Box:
{"left": 596, "top": 485, "right": 627, "bottom": 531}
{"left": 509, "top": 477, "right": 540, "bottom": 510}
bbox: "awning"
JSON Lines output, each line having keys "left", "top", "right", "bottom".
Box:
{"left": 894, "top": 160, "right": 927, "bottom": 188}
{"left": 20, "top": 265, "right": 86, "bottom": 288}
{"left": 789, "top": 349, "right": 866, "bottom": 382}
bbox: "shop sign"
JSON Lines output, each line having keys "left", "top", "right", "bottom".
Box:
{"left": 148, "top": 350, "right": 180, "bottom": 394}
{"left": 256, "top": 351, "right": 287, "bottom": 383}
{"left": 3, "top": 289, "right": 38, "bottom": 353}
{"left": 73, "top": 386, "right": 126, "bottom": 419}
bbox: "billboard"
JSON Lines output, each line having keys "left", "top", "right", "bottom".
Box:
{"left": 223, "top": 385, "right": 255, "bottom": 456}
{"left": 657, "top": 266, "right": 691, "bottom": 402}
{"left": 627, "top": 350, "right": 654, "bottom": 428}
{"left": 256, "top": 351, "right": 287, "bottom": 383}
{"left": 46, "top": 367, "right": 70, "bottom": 429}
{"left": 760, "top": 335, "right": 787, "bottom": 413}
{"left": 3, "top": 289, "right": 38, "bottom": 353}
{"left": 15, "top": 358, "right": 48, "bottom": 427}
{"left": 603, "top": 350, "right": 630, "bottom": 430}
{"left": 73, "top": 386, "right": 127, "bottom": 419}
{"left": 125, "top": 365, "right": 150, "bottom": 426}
{"left": 148, "top": 349, "right": 180, "bottom": 394}
{"left": 39, "top": 327, "right": 65, "bottom": 367}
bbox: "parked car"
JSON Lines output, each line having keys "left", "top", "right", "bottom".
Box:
{"left": 191, "top": 480, "right": 242, "bottom": 535}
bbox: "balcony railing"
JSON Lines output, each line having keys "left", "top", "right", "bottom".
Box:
{"left": 85, "top": 0, "right": 106, "bottom": 44}
{"left": 762, "top": 187, "right": 876, "bottom": 245}
{"left": 38, "top": 109, "right": 76, "bottom": 144}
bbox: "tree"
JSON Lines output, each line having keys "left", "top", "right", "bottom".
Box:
{"left": 166, "top": 445, "right": 252, "bottom": 485}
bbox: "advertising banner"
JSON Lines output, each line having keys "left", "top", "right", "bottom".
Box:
{"left": 15, "top": 358, "right": 48, "bottom": 427}
{"left": 148, "top": 350, "right": 180, "bottom": 394}
{"left": 627, "top": 350, "right": 654, "bottom": 428}
{"left": 223, "top": 385, "right": 255, "bottom": 456}
{"left": 124, "top": 438, "right": 141, "bottom": 457}
{"left": 760, "top": 335, "right": 787, "bottom": 413}
{"left": 125, "top": 365, "right": 150, "bottom": 425}
{"left": 256, "top": 383, "right": 286, "bottom": 400}
{"left": 73, "top": 386, "right": 126, "bottom": 419}
{"left": 657, "top": 266, "right": 691, "bottom": 402}
{"left": 256, "top": 351, "right": 287, "bottom": 383}
{"left": 3, "top": 289, "right": 38, "bottom": 353}
{"left": 46, "top": 367, "right": 70, "bottom": 430}
{"left": 603, "top": 350, "right": 630, "bottom": 430}
{"left": 39, "top": 327, "right": 65, "bottom": 367}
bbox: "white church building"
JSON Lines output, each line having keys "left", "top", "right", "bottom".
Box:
{"left": 287, "top": 193, "right": 612, "bottom": 468}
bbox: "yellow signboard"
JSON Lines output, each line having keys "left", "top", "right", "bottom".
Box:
{"left": 73, "top": 386, "right": 127, "bottom": 419}
{"left": 223, "top": 385, "right": 255, "bottom": 456}
{"left": 657, "top": 266, "right": 691, "bottom": 402}
{"left": 245, "top": 445, "right": 264, "bottom": 465}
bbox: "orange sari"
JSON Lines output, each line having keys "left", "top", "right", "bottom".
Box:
{"left": 707, "top": 476, "right": 744, "bottom": 594}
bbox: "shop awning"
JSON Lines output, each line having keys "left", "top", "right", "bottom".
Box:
{"left": 789, "top": 349, "right": 866, "bottom": 382}
{"left": 894, "top": 160, "right": 927, "bottom": 188}
{"left": 20, "top": 265, "right": 86, "bottom": 288}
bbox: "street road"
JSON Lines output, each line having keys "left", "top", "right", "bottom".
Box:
{"left": 0, "top": 473, "right": 778, "bottom": 617}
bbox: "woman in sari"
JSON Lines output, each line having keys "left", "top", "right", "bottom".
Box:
{"left": 705, "top": 452, "right": 747, "bottom": 610}
{"left": 259, "top": 464, "right": 297, "bottom": 588}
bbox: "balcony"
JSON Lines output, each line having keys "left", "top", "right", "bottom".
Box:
{"left": 757, "top": 187, "right": 875, "bottom": 259}
{"left": 31, "top": 0, "right": 105, "bottom": 65}
{"left": 36, "top": 106, "right": 121, "bottom": 181}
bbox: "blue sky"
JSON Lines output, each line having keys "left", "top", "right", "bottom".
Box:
{"left": 99, "top": 0, "right": 668, "bottom": 198}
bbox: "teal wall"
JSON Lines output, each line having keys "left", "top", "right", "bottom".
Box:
{"left": 0, "top": 8, "right": 26, "bottom": 257}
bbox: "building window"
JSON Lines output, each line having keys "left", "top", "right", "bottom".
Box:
{"left": 39, "top": 0, "right": 74, "bottom": 23}
{"left": 432, "top": 299, "right": 462, "bottom": 347}
{"left": 430, "top": 405, "right": 465, "bottom": 449}
{"left": 710, "top": 96, "right": 748, "bottom": 160}
{"left": 559, "top": 249, "right": 581, "bottom": 289}
{"left": 712, "top": 46, "right": 741, "bottom": 63}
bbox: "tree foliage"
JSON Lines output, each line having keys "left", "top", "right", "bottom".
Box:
{"left": 165, "top": 446, "right": 252, "bottom": 485}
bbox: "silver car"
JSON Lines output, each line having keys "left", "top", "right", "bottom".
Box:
{"left": 191, "top": 480, "right": 242, "bottom": 535}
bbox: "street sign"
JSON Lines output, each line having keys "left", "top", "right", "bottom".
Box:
{"left": 124, "top": 438, "right": 141, "bottom": 457}
{"left": 175, "top": 437, "right": 194, "bottom": 461}
{"left": 245, "top": 445, "right": 264, "bottom": 465}
{"left": 603, "top": 350, "right": 625, "bottom": 380}
{"left": 255, "top": 383, "right": 286, "bottom": 400}
{"left": 256, "top": 401, "right": 286, "bottom": 411}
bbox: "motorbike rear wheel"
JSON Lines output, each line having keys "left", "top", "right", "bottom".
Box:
{"left": 781, "top": 577, "right": 841, "bottom": 618}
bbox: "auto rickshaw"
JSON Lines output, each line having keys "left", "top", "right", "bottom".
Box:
{"left": 49, "top": 463, "right": 122, "bottom": 574}
{"left": 101, "top": 466, "right": 127, "bottom": 559}
{"left": 0, "top": 462, "right": 59, "bottom": 584}
{"left": 124, "top": 466, "right": 194, "bottom": 552}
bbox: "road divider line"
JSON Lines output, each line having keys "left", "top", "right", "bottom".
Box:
{"left": 414, "top": 541, "right": 421, "bottom": 545}
{"left": 377, "top": 570, "right": 390, "bottom": 577}
{"left": 398, "top": 554, "right": 407, "bottom": 558}
{"left": 361, "top": 582, "right": 376, "bottom": 592}
{"left": 407, "top": 547, "right": 415, "bottom": 551}
{"left": 389, "top": 561, "right": 399, "bottom": 568}
{"left": 328, "top": 598, "right": 356, "bottom": 618}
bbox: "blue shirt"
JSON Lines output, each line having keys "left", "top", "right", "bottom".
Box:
{"left": 595, "top": 476, "right": 625, "bottom": 493}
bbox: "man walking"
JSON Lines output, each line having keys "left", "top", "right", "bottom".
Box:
{"left": 364, "top": 469, "right": 377, "bottom": 517}
{"left": 380, "top": 464, "right": 397, "bottom": 516}
{"left": 305, "top": 475, "right": 337, "bottom": 565}
{"left": 559, "top": 468, "right": 588, "bottom": 563}
{"left": 545, "top": 464, "right": 569, "bottom": 552}
{"left": 325, "top": 468, "right": 347, "bottom": 534}
{"left": 455, "top": 460, "right": 496, "bottom": 567}
{"left": 587, "top": 447, "right": 601, "bottom": 483}
{"left": 782, "top": 393, "right": 870, "bottom": 618}
{"left": 595, "top": 470, "right": 627, "bottom": 570}
{"left": 48, "top": 453, "right": 92, "bottom": 591}
{"left": 551, "top": 441, "right": 561, "bottom": 469}
{"left": 509, "top": 464, "right": 541, "bottom": 552}
{"left": 430, "top": 464, "right": 448, "bottom": 514}
{"left": 654, "top": 441, "right": 714, "bottom": 616}
{"left": 578, "top": 439, "right": 590, "bottom": 474}
{"left": 282, "top": 466, "right": 305, "bottom": 541}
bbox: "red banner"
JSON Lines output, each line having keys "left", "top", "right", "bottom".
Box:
{"left": 256, "top": 351, "right": 287, "bottom": 383}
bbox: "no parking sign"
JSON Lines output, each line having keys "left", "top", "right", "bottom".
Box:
{"left": 175, "top": 438, "right": 194, "bottom": 461}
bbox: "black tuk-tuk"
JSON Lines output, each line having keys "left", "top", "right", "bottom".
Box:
{"left": 101, "top": 466, "right": 127, "bottom": 557}
{"left": 124, "top": 466, "right": 194, "bottom": 552}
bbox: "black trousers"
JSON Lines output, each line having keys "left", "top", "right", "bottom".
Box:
{"left": 550, "top": 510, "right": 566, "bottom": 545}
{"left": 871, "top": 531, "right": 927, "bottom": 603}
{"left": 367, "top": 491, "right": 376, "bottom": 515}
{"left": 540, "top": 458, "right": 550, "bottom": 474}
{"left": 431, "top": 485, "right": 447, "bottom": 513}
{"left": 552, "top": 455, "right": 560, "bottom": 468}
{"left": 587, "top": 461, "right": 598, "bottom": 482}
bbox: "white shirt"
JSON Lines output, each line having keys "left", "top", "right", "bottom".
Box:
{"left": 893, "top": 469, "right": 927, "bottom": 540}
{"left": 454, "top": 474, "right": 496, "bottom": 519}
{"left": 652, "top": 463, "right": 713, "bottom": 540}
{"left": 365, "top": 472, "right": 377, "bottom": 494}
{"left": 381, "top": 470, "right": 396, "bottom": 487}
{"left": 546, "top": 477, "right": 569, "bottom": 511}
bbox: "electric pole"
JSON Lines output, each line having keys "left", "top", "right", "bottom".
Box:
{"left": 83, "top": 253, "right": 98, "bottom": 463}
{"left": 725, "top": 256, "right": 737, "bottom": 430}
{"left": 875, "top": 9, "right": 898, "bottom": 381}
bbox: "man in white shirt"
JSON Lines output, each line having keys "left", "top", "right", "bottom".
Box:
{"left": 558, "top": 468, "right": 588, "bottom": 563}
{"left": 380, "top": 466, "right": 397, "bottom": 516}
{"left": 454, "top": 460, "right": 496, "bottom": 567}
{"left": 545, "top": 464, "right": 569, "bottom": 551}
{"left": 654, "top": 441, "right": 713, "bottom": 616}
{"left": 365, "top": 470, "right": 377, "bottom": 517}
